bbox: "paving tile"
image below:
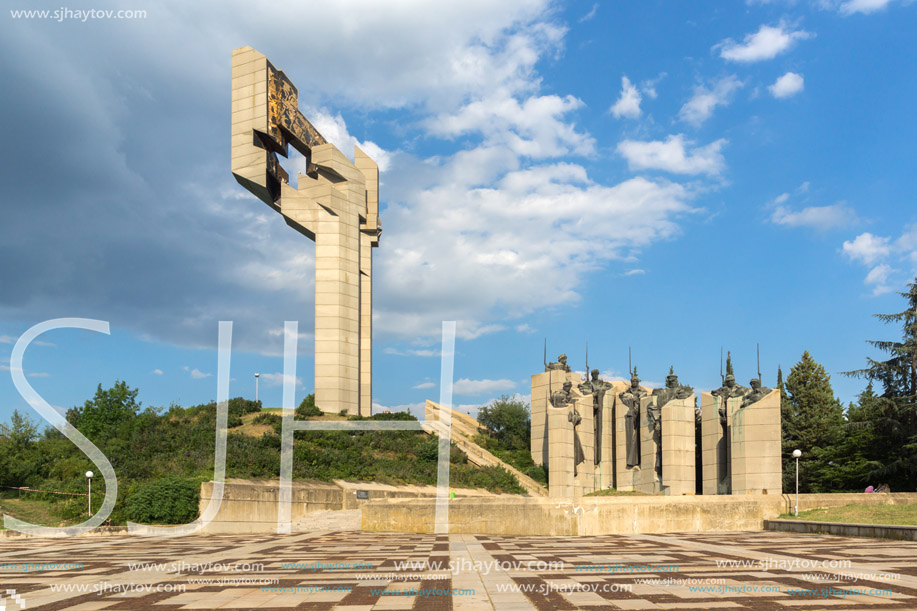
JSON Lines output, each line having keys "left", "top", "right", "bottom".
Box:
{"left": 2, "top": 530, "right": 916, "bottom": 609}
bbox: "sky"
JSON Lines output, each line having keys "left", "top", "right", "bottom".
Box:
{"left": 1, "top": 0, "right": 916, "bottom": 429}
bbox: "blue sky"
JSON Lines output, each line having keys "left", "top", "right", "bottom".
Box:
{"left": 2, "top": 0, "right": 916, "bottom": 428}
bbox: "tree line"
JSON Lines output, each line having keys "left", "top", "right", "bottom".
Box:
{"left": 782, "top": 277, "right": 917, "bottom": 493}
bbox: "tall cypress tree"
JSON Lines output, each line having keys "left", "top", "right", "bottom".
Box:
{"left": 844, "top": 276, "right": 917, "bottom": 489}
{"left": 783, "top": 351, "right": 844, "bottom": 493}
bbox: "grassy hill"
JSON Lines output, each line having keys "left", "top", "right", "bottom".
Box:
{"left": 0, "top": 382, "right": 524, "bottom": 527}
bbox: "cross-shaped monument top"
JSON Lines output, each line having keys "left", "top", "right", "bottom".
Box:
{"left": 231, "top": 46, "right": 380, "bottom": 416}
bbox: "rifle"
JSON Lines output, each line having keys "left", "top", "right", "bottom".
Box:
{"left": 585, "top": 342, "right": 589, "bottom": 383}
{"left": 757, "top": 343, "right": 761, "bottom": 383}
{"left": 720, "top": 346, "right": 724, "bottom": 385}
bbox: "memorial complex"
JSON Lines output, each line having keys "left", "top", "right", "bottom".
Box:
{"left": 230, "top": 46, "right": 783, "bottom": 504}
{"left": 533, "top": 353, "right": 782, "bottom": 498}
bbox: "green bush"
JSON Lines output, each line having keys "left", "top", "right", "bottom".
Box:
{"left": 417, "top": 438, "right": 439, "bottom": 462}
{"left": 125, "top": 476, "right": 200, "bottom": 524}
{"left": 228, "top": 397, "right": 261, "bottom": 416}
{"left": 524, "top": 465, "right": 548, "bottom": 485}
{"left": 252, "top": 412, "right": 279, "bottom": 426}
{"left": 296, "top": 394, "right": 322, "bottom": 418}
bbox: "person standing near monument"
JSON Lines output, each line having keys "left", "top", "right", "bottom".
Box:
{"left": 619, "top": 372, "right": 647, "bottom": 468}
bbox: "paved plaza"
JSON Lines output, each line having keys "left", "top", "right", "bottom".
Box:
{"left": 2, "top": 530, "right": 917, "bottom": 610}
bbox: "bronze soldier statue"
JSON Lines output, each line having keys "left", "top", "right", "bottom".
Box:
{"left": 568, "top": 406, "right": 586, "bottom": 476}
{"left": 647, "top": 371, "right": 693, "bottom": 480}
{"left": 651, "top": 372, "right": 693, "bottom": 409}
{"left": 741, "top": 378, "right": 771, "bottom": 407}
{"left": 712, "top": 374, "right": 747, "bottom": 426}
{"left": 712, "top": 374, "right": 747, "bottom": 400}
{"left": 711, "top": 374, "right": 746, "bottom": 494}
{"left": 618, "top": 373, "right": 647, "bottom": 468}
{"left": 546, "top": 353, "right": 572, "bottom": 373}
{"left": 550, "top": 380, "right": 574, "bottom": 408}
{"left": 579, "top": 369, "right": 612, "bottom": 465}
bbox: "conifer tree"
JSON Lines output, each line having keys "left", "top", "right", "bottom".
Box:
{"left": 845, "top": 276, "right": 917, "bottom": 488}
{"left": 783, "top": 351, "right": 844, "bottom": 492}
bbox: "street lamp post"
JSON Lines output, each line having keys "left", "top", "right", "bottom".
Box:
{"left": 792, "top": 449, "right": 802, "bottom": 517}
{"left": 86, "top": 471, "right": 94, "bottom": 516}
{"left": 254, "top": 373, "right": 260, "bottom": 404}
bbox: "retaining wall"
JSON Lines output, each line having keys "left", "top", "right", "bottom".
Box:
{"left": 362, "top": 493, "right": 917, "bottom": 536}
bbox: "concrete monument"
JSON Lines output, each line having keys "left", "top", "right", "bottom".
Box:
{"left": 533, "top": 354, "right": 779, "bottom": 499}
{"left": 230, "top": 47, "right": 381, "bottom": 416}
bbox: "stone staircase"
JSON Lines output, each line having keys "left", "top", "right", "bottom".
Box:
{"left": 422, "top": 400, "right": 548, "bottom": 497}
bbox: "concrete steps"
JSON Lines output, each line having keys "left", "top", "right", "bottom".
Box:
{"left": 423, "top": 400, "right": 549, "bottom": 497}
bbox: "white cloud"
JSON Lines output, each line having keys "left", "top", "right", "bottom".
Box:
{"left": 413, "top": 381, "right": 436, "bottom": 389}
{"left": 679, "top": 76, "right": 743, "bottom": 125}
{"left": 640, "top": 73, "right": 666, "bottom": 100}
{"left": 716, "top": 22, "right": 814, "bottom": 62}
{"left": 896, "top": 224, "right": 917, "bottom": 256}
{"left": 769, "top": 72, "right": 805, "bottom": 98}
{"left": 185, "top": 367, "right": 211, "bottom": 380}
{"left": 842, "top": 233, "right": 891, "bottom": 265}
{"left": 625, "top": 269, "right": 646, "bottom": 276}
{"left": 302, "top": 109, "right": 391, "bottom": 172}
{"left": 425, "top": 92, "right": 595, "bottom": 159}
{"left": 617, "top": 135, "right": 727, "bottom": 176}
{"left": 259, "top": 372, "right": 304, "bottom": 388}
{"left": 452, "top": 378, "right": 517, "bottom": 396}
{"left": 842, "top": 225, "right": 917, "bottom": 294}
{"left": 516, "top": 323, "right": 536, "bottom": 334}
{"left": 384, "top": 347, "right": 441, "bottom": 357}
{"left": 0, "top": 335, "right": 54, "bottom": 347}
{"left": 374, "top": 161, "right": 696, "bottom": 339}
{"left": 152, "top": 369, "right": 164, "bottom": 375}
{"left": 864, "top": 263, "right": 893, "bottom": 295}
{"left": 27, "top": 372, "right": 50, "bottom": 378}
{"left": 838, "top": 0, "right": 895, "bottom": 15}
{"left": 771, "top": 202, "right": 859, "bottom": 230}
{"left": 610, "top": 76, "right": 642, "bottom": 119}
{"left": 579, "top": 3, "right": 599, "bottom": 22}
